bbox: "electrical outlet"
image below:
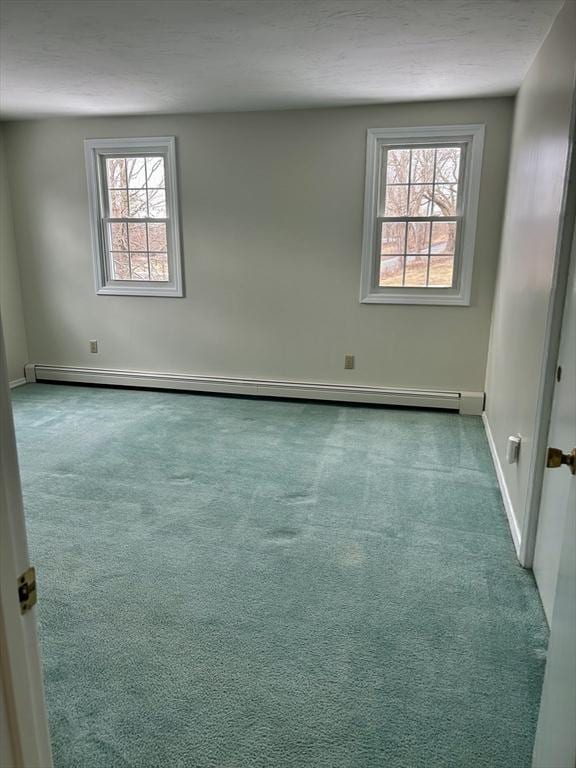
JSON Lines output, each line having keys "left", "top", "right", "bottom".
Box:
{"left": 344, "top": 354, "right": 355, "bottom": 370}
{"left": 89, "top": 340, "right": 98, "bottom": 354}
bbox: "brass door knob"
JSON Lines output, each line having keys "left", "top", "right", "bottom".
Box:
{"left": 546, "top": 447, "right": 576, "bottom": 475}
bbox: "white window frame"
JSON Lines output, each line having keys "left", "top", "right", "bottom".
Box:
{"left": 360, "top": 124, "right": 485, "bottom": 306}
{"left": 84, "top": 136, "right": 184, "bottom": 297}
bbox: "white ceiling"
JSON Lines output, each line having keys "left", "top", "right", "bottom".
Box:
{"left": 0, "top": 0, "right": 563, "bottom": 119}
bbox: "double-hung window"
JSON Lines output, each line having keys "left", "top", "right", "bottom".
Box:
{"left": 85, "top": 136, "right": 183, "bottom": 296}
{"left": 360, "top": 125, "right": 484, "bottom": 305}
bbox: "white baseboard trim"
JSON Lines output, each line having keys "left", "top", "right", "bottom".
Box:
{"left": 9, "top": 378, "right": 26, "bottom": 389}
{"left": 28, "top": 364, "right": 483, "bottom": 414}
{"left": 482, "top": 412, "right": 522, "bottom": 559}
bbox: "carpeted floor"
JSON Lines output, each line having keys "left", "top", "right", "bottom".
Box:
{"left": 12, "top": 383, "right": 547, "bottom": 768}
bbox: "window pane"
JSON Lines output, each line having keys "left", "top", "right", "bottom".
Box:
{"left": 111, "top": 252, "right": 130, "bottom": 280}
{"left": 410, "top": 148, "right": 435, "bottom": 183}
{"left": 128, "top": 189, "right": 148, "bottom": 217}
{"left": 147, "top": 222, "right": 167, "bottom": 252}
{"left": 149, "top": 254, "right": 169, "bottom": 281}
{"left": 407, "top": 222, "right": 431, "bottom": 254}
{"left": 408, "top": 184, "right": 433, "bottom": 216}
{"left": 383, "top": 185, "right": 408, "bottom": 217}
{"left": 148, "top": 189, "right": 166, "bottom": 218}
{"left": 128, "top": 222, "right": 147, "bottom": 251}
{"left": 385, "top": 149, "right": 410, "bottom": 184}
{"left": 428, "top": 255, "right": 454, "bottom": 287}
{"left": 106, "top": 158, "right": 126, "bottom": 189}
{"left": 109, "top": 190, "right": 128, "bottom": 217}
{"left": 432, "top": 184, "right": 458, "bottom": 216}
{"left": 130, "top": 253, "right": 150, "bottom": 280}
{"left": 109, "top": 222, "right": 128, "bottom": 251}
{"left": 431, "top": 221, "right": 457, "bottom": 255}
{"left": 146, "top": 157, "right": 165, "bottom": 188}
{"left": 381, "top": 222, "right": 406, "bottom": 254}
{"left": 435, "top": 147, "right": 461, "bottom": 184}
{"left": 379, "top": 254, "right": 404, "bottom": 286}
{"left": 404, "top": 255, "right": 428, "bottom": 286}
{"left": 126, "top": 157, "right": 147, "bottom": 189}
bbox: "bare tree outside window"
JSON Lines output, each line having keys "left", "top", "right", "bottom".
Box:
{"left": 105, "top": 155, "right": 169, "bottom": 281}
{"left": 379, "top": 145, "right": 462, "bottom": 288}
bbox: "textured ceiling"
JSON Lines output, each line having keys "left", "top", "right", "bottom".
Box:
{"left": 0, "top": 0, "right": 563, "bottom": 119}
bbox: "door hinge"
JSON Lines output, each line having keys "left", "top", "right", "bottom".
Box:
{"left": 18, "top": 567, "right": 37, "bottom": 614}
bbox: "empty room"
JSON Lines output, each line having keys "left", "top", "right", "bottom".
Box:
{"left": 0, "top": 1, "right": 575, "bottom": 767}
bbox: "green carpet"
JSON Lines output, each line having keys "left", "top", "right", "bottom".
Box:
{"left": 11, "top": 383, "right": 547, "bottom": 768}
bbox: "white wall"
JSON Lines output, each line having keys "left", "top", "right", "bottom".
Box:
{"left": 484, "top": 0, "right": 576, "bottom": 548}
{"left": 0, "top": 127, "right": 28, "bottom": 384}
{"left": 2, "top": 98, "right": 513, "bottom": 392}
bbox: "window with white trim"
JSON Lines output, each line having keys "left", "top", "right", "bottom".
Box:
{"left": 84, "top": 137, "right": 183, "bottom": 297}
{"left": 360, "top": 125, "right": 484, "bottom": 305}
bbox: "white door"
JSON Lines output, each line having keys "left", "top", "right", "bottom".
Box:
{"left": 533, "top": 236, "right": 576, "bottom": 623}
{"left": 532, "top": 482, "right": 575, "bottom": 768}
{"left": 531, "top": 234, "right": 576, "bottom": 768}
{"left": 0, "top": 318, "right": 53, "bottom": 767}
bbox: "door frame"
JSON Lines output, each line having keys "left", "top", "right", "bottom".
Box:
{"left": 0, "top": 319, "right": 53, "bottom": 767}
{"left": 520, "top": 90, "right": 576, "bottom": 567}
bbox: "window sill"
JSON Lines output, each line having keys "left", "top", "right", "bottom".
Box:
{"left": 96, "top": 284, "right": 184, "bottom": 298}
{"left": 360, "top": 289, "right": 471, "bottom": 306}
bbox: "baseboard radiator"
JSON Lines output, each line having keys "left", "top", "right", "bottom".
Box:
{"left": 25, "top": 364, "right": 484, "bottom": 415}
